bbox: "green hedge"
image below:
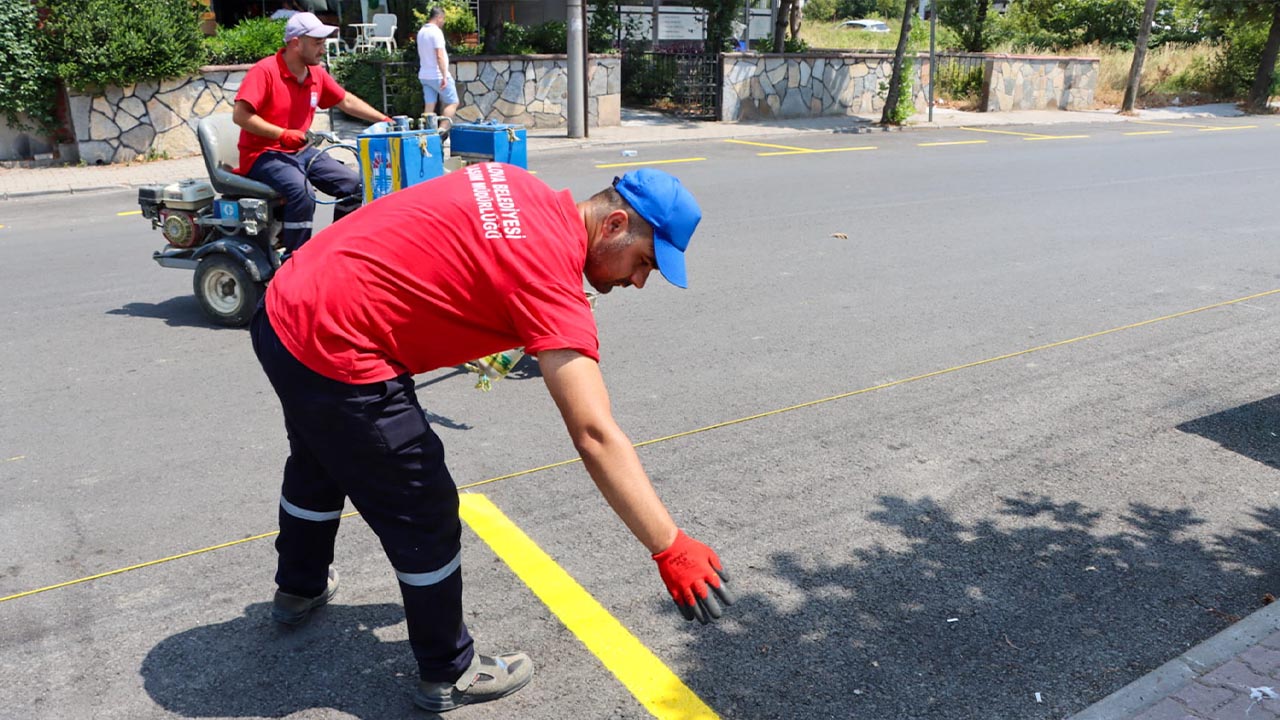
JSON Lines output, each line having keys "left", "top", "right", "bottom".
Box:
{"left": 0, "top": 0, "right": 57, "bottom": 133}
{"left": 41, "top": 0, "right": 206, "bottom": 91}
{"left": 204, "top": 18, "right": 286, "bottom": 66}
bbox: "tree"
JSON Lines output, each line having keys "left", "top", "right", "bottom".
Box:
{"left": 935, "top": 0, "right": 995, "bottom": 52}
{"left": 1120, "top": 0, "right": 1160, "bottom": 113}
{"left": 773, "top": 0, "right": 795, "bottom": 52}
{"left": 1247, "top": 3, "right": 1280, "bottom": 111}
{"left": 880, "top": 0, "right": 918, "bottom": 125}
{"left": 1201, "top": 0, "right": 1280, "bottom": 112}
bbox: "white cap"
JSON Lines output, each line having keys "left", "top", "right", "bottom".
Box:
{"left": 284, "top": 12, "right": 338, "bottom": 42}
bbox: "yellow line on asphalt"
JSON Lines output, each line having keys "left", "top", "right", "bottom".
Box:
{"left": 1124, "top": 130, "right": 1174, "bottom": 136}
{"left": 7, "top": 286, "right": 1280, "bottom": 604}
{"left": 1126, "top": 119, "right": 1254, "bottom": 131}
{"left": 6, "top": 455, "right": 23, "bottom": 462}
{"left": 1199, "top": 125, "right": 1256, "bottom": 132}
{"left": 1023, "top": 135, "right": 1090, "bottom": 141}
{"left": 116, "top": 210, "right": 142, "bottom": 216}
{"left": 918, "top": 140, "right": 988, "bottom": 147}
{"left": 459, "top": 494, "right": 719, "bottom": 719}
{"left": 757, "top": 146, "right": 877, "bottom": 156}
{"left": 723, "top": 138, "right": 814, "bottom": 151}
{"left": 959, "top": 126, "right": 1054, "bottom": 139}
{"left": 595, "top": 157, "right": 706, "bottom": 169}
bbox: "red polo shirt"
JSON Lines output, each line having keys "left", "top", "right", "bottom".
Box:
{"left": 234, "top": 50, "right": 345, "bottom": 175}
{"left": 266, "top": 163, "right": 600, "bottom": 384}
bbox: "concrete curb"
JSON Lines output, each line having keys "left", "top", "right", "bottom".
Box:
{"left": 1070, "top": 601, "right": 1280, "bottom": 719}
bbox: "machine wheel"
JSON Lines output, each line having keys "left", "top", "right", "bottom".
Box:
{"left": 193, "top": 255, "right": 262, "bottom": 327}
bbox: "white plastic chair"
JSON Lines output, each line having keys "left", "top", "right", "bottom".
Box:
{"left": 370, "top": 13, "right": 397, "bottom": 51}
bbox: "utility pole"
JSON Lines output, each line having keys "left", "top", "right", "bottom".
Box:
{"left": 568, "top": 0, "right": 585, "bottom": 137}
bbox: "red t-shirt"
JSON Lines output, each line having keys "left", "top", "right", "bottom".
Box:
{"left": 266, "top": 163, "right": 599, "bottom": 384}
{"left": 233, "top": 51, "right": 346, "bottom": 175}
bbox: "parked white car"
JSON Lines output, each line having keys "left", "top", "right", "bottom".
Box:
{"left": 840, "top": 19, "right": 890, "bottom": 32}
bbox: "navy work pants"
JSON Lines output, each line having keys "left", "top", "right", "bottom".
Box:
{"left": 249, "top": 304, "right": 475, "bottom": 683}
{"left": 247, "top": 147, "right": 361, "bottom": 252}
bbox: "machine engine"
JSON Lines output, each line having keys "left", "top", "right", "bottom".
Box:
{"left": 138, "top": 180, "right": 215, "bottom": 248}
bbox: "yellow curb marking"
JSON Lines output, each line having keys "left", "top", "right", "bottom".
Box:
{"left": 1128, "top": 119, "right": 1254, "bottom": 132}
{"left": 1124, "top": 130, "right": 1174, "bottom": 136}
{"left": 723, "top": 138, "right": 814, "bottom": 152}
{"left": 959, "top": 126, "right": 1055, "bottom": 138}
{"left": 116, "top": 210, "right": 142, "bottom": 217}
{"left": 918, "top": 140, "right": 988, "bottom": 147}
{"left": 595, "top": 157, "right": 706, "bottom": 169}
{"left": 757, "top": 146, "right": 877, "bottom": 156}
{"left": 7, "top": 287, "right": 1280, "bottom": 604}
{"left": 460, "top": 494, "right": 719, "bottom": 719}
{"left": 1023, "top": 135, "right": 1090, "bottom": 141}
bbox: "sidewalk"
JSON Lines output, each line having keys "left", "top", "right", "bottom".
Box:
{"left": 0, "top": 103, "right": 1248, "bottom": 200}
{"left": 1071, "top": 601, "right": 1280, "bottom": 719}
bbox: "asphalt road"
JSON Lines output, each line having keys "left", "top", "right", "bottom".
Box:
{"left": 2, "top": 117, "right": 1279, "bottom": 720}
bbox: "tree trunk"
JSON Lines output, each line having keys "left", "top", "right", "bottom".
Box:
{"left": 483, "top": 2, "right": 504, "bottom": 55}
{"left": 880, "top": 0, "right": 918, "bottom": 125}
{"left": 789, "top": 0, "right": 803, "bottom": 40}
{"left": 965, "top": 0, "right": 989, "bottom": 53}
{"left": 1247, "top": 3, "right": 1280, "bottom": 112}
{"left": 773, "top": 0, "right": 792, "bottom": 51}
{"left": 1119, "top": 0, "right": 1158, "bottom": 114}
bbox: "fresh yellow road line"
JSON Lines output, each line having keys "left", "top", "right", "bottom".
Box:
{"left": 7, "top": 287, "right": 1280, "bottom": 603}
{"left": 757, "top": 146, "right": 877, "bottom": 156}
{"left": 724, "top": 138, "right": 814, "bottom": 152}
{"left": 1199, "top": 125, "right": 1256, "bottom": 132}
{"left": 959, "top": 126, "right": 1053, "bottom": 139}
{"left": 1024, "top": 135, "right": 1090, "bottom": 141}
{"left": 460, "top": 494, "right": 718, "bottom": 719}
{"left": 6, "top": 455, "right": 23, "bottom": 462}
{"left": 1129, "top": 119, "right": 1219, "bottom": 130}
{"left": 1124, "top": 130, "right": 1174, "bottom": 136}
{"left": 918, "top": 140, "right": 988, "bottom": 147}
{"left": 116, "top": 210, "right": 142, "bottom": 216}
{"left": 595, "top": 157, "right": 706, "bottom": 169}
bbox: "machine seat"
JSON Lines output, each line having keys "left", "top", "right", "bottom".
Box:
{"left": 197, "top": 115, "right": 282, "bottom": 201}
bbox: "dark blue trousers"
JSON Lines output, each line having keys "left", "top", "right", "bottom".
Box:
{"left": 247, "top": 148, "right": 361, "bottom": 252}
{"left": 249, "top": 304, "right": 475, "bottom": 682}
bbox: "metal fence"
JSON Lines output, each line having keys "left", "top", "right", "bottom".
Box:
{"left": 931, "top": 52, "right": 987, "bottom": 105}
{"left": 620, "top": 48, "right": 721, "bottom": 120}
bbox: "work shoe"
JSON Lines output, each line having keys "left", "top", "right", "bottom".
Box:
{"left": 412, "top": 652, "right": 534, "bottom": 713}
{"left": 271, "top": 567, "right": 339, "bottom": 625}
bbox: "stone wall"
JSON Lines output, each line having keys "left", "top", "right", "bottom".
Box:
{"left": 66, "top": 66, "right": 272, "bottom": 166}
{"left": 721, "top": 51, "right": 1097, "bottom": 122}
{"left": 452, "top": 55, "right": 621, "bottom": 128}
{"left": 981, "top": 55, "right": 1098, "bottom": 112}
{"left": 721, "top": 52, "right": 928, "bottom": 122}
{"left": 62, "top": 55, "right": 622, "bottom": 164}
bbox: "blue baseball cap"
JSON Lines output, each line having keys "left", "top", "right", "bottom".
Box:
{"left": 612, "top": 168, "right": 701, "bottom": 288}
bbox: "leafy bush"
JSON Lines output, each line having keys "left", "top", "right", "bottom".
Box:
{"left": 528, "top": 21, "right": 568, "bottom": 53}
{"left": 934, "top": 62, "right": 984, "bottom": 105}
{"left": 754, "top": 36, "right": 811, "bottom": 52}
{"left": 588, "top": 0, "right": 623, "bottom": 52}
{"left": 1207, "top": 20, "right": 1277, "bottom": 98}
{"left": 204, "top": 17, "right": 286, "bottom": 65}
{"left": 805, "top": 0, "right": 839, "bottom": 23}
{"left": 331, "top": 49, "right": 424, "bottom": 117}
{"left": 0, "top": 0, "right": 57, "bottom": 132}
{"left": 494, "top": 22, "right": 534, "bottom": 54}
{"left": 41, "top": 0, "right": 206, "bottom": 90}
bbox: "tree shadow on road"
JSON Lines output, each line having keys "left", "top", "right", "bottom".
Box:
{"left": 679, "top": 493, "right": 1280, "bottom": 720}
{"left": 141, "top": 602, "right": 439, "bottom": 720}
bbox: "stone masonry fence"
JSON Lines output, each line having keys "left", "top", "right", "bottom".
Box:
{"left": 720, "top": 51, "right": 1098, "bottom": 122}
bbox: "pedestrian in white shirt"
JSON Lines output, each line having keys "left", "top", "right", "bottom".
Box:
{"left": 416, "top": 7, "right": 460, "bottom": 130}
